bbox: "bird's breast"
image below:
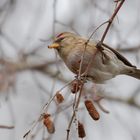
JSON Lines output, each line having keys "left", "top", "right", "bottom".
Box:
{"left": 65, "top": 47, "right": 96, "bottom": 74}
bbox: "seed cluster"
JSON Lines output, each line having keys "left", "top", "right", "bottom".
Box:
{"left": 43, "top": 114, "right": 55, "bottom": 134}
{"left": 55, "top": 92, "right": 64, "bottom": 103}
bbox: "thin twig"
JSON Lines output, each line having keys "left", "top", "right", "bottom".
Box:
{"left": 98, "top": 0, "right": 125, "bottom": 47}
{"left": 23, "top": 79, "right": 74, "bottom": 139}
{"left": 78, "top": 0, "right": 125, "bottom": 79}
{"left": 52, "top": 0, "right": 57, "bottom": 38}
{"left": 88, "top": 20, "right": 109, "bottom": 41}
{"left": 0, "top": 125, "right": 14, "bottom": 129}
{"left": 66, "top": 81, "right": 85, "bottom": 140}
{"left": 80, "top": 0, "right": 126, "bottom": 78}
{"left": 78, "top": 21, "right": 108, "bottom": 79}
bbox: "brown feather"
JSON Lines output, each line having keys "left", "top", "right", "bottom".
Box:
{"left": 127, "top": 68, "right": 140, "bottom": 80}
{"left": 102, "top": 43, "right": 136, "bottom": 68}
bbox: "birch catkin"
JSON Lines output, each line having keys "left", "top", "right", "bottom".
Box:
{"left": 85, "top": 100, "right": 100, "bottom": 121}
{"left": 43, "top": 114, "right": 55, "bottom": 134}
{"left": 78, "top": 121, "right": 86, "bottom": 138}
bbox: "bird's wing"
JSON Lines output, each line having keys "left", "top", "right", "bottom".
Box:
{"left": 102, "top": 43, "right": 136, "bottom": 68}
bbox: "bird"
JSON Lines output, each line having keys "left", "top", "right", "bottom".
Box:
{"left": 48, "top": 32, "right": 140, "bottom": 83}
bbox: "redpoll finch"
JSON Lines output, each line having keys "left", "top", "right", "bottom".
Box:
{"left": 48, "top": 32, "right": 140, "bottom": 83}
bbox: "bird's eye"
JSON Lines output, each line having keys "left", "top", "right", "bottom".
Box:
{"left": 56, "top": 33, "right": 64, "bottom": 38}
{"left": 55, "top": 37, "right": 65, "bottom": 43}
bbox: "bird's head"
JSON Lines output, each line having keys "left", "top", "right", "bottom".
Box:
{"left": 48, "top": 32, "right": 77, "bottom": 51}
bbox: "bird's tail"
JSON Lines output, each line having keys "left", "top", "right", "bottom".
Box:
{"left": 127, "top": 68, "right": 140, "bottom": 80}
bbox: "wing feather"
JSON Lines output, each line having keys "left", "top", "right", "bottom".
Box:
{"left": 102, "top": 43, "right": 136, "bottom": 68}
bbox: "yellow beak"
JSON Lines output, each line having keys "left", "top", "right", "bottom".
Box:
{"left": 48, "top": 43, "right": 60, "bottom": 49}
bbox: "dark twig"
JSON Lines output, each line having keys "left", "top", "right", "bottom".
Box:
{"left": 52, "top": 0, "right": 57, "bottom": 38}
{"left": 97, "top": 0, "right": 125, "bottom": 47}
{"left": 0, "top": 125, "right": 14, "bottom": 129}
{"left": 79, "top": 0, "right": 125, "bottom": 79}
{"left": 66, "top": 82, "right": 84, "bottom": 140}
{"left": 88, "top": 21, "right": 109, "bottom": 42}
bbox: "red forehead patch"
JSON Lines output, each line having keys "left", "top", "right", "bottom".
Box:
{"left": 56, "top": 33, "right": 64, "bottom": 38}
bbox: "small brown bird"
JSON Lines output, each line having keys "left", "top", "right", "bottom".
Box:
{"left": 48, "top": 32, "right": 140, "bottom": 83}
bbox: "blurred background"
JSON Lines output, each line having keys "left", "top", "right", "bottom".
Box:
{"left": 0, "top": 0, "right": 140, "bottom": 140}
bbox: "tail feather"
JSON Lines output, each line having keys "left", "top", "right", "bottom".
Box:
{"left": 127, "top": 68, "right": 140, "bottom": 80}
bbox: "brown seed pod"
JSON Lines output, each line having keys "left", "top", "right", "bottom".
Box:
{"left": 71, "top": 79, "right": 81, "bottom": 93}
{"left": 85, "top": 100, "right": 100, "bottom": 121}
{"left": 55, "top": 92, "right": 64, "bottom": 103}
{"left": 78, "top": 121, "right": 86, "bottom": 138}
{"left": 43, "top": 114, "right": 55, "bottom": 134}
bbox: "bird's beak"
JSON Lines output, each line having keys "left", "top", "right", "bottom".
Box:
{"left": 48, "top": 43, "right": 60, "bottom": 49}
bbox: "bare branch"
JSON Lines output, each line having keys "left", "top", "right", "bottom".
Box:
{"left": 0, "top": 125, "right": 14, "bottom": 129}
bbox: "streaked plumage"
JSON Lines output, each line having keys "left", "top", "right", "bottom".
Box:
{"left": 48, "top": 32, "right": 140, "bottom": 83}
